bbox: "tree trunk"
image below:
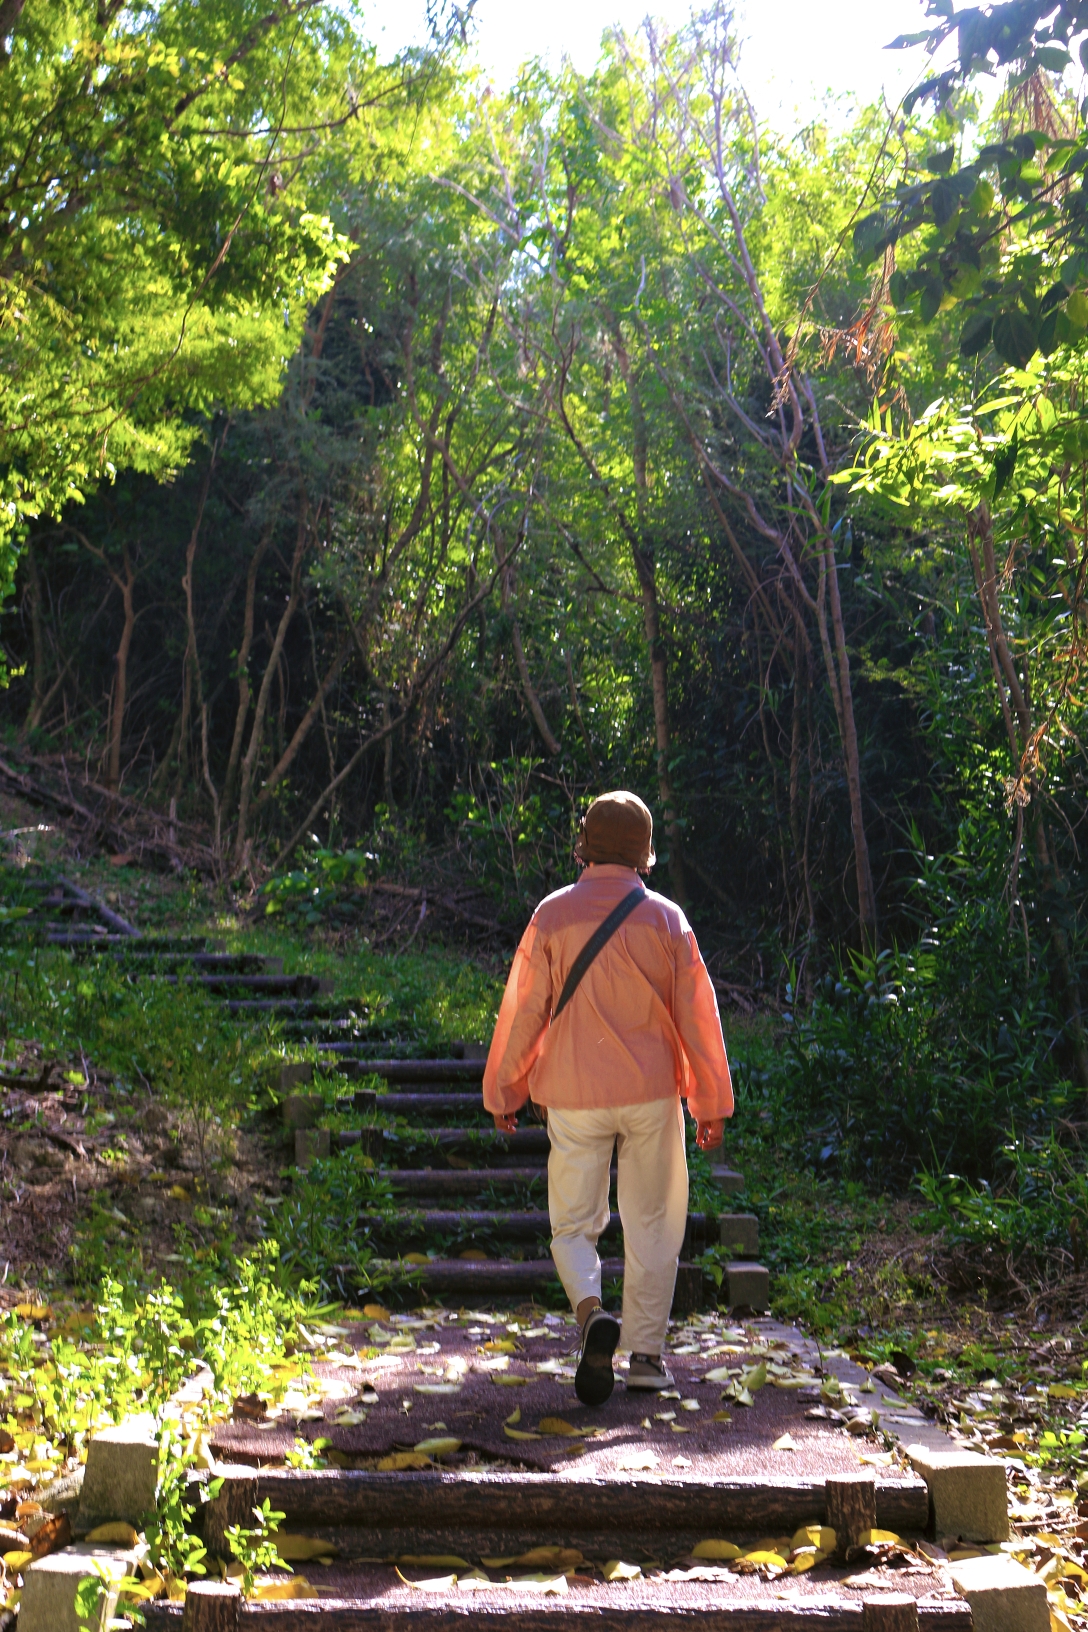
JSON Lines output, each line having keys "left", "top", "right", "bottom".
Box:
{"left": 498, "top": 543, "right": 560, "bottom": 756}
{"left": 231, "top": 512, "right": 308, "bottom": 867}
{"left": 253, "top": 628, "right": 354, "bottom": 811}
{"left": 820, "top": 530, "right": 877, "bottom": 947}
{"left": 174, "top": 457, "right": 217, "bottom": 799}
{"left": 565, "top": 649, "right": 601, "bottom": 779}
{"left": 221, "top": 527, "right": 271, "bottom": 824}
{"left": 610, "top": 322, "right": 685, "bottom": 901}
{"left": 23, "top": 540, "right": 46, "bottom": 732}
{"left": 107, "top": 545, "right": 136, "bottom": 794}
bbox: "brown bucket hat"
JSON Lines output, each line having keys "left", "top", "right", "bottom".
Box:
{"left": 574, "top": 790, "right": 656, "bottom": 871}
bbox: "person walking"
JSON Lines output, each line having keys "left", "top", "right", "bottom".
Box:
{"left": 482, "top": 790, "right": 733, "bottom": 1406}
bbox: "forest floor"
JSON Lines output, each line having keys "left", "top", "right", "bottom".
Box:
{"left": 4, "top": 787, "right": 1088, "bottom": 1618}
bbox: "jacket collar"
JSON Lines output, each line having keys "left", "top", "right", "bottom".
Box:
{"left": 577, "top": 864, "right": 646, "bottom": 888}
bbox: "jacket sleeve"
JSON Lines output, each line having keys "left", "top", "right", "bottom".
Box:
{"left": 672, "top": 929, "right": 734, "bottom": 1122}
{"left": 482, "top": 919, "right": 554, "bottom": 1115}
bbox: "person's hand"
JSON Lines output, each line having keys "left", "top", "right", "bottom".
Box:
{"left": 695, "top": 1118, "right": 725, "bottom": 1151}
{"left": 493, "top": 1112, "right": 518, "bottom": 1134}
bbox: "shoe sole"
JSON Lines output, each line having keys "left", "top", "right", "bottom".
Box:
{"left": 574, "top": 1314, "right": 621, "bottom": 1406}
{"left": 626, "top": 1375, "right": 675, "bottom": 1391}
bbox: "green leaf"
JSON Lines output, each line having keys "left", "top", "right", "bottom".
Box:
{"left": 1030, "top": 46, "right": 1071, "bottom": 72}
{"left": 919, "top": 278, "right": 945, "bottom": 324}
{"left": 959, "top": 311, "right": 994, "bottom": 356}
{"left": 924, "top": 147, "right": 955, "bottom": 175}
{"left": 853, "top": 212, "right": 891, "bottom": 265}
{"left": 992, "top": 309, "right": 1038, "bottom": 367}
{"left": 992, "top": 432, "right": 1018, "bottom": 500}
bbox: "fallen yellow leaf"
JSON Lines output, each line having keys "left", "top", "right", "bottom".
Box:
{"left": 414, "top": 1438, "right": 461, "bottom": 1458}
{"left": 168, "top": 1186, "right": 190, "bottom": 1201}
{"left": 505, "top": 1408, "right": 521, "bottom": 1425}
{"left": 481, "top": 1340, "right": 517, "bottom": 1354}
{"left": 86, "top": 1522, "right": 139, "bottom": 1547}
{"left": 692, "top": 1541, "right": 741, "bottom": 1560}
{"left": 515, "top": 1547, "right": 584, "bottom": 1567}
{"left": 12, "top": 1305, "right": 50, "bottom": 1322}
{"left": 272, "top": 1535, "right": 337, "bottom": 1563}
{"left": 712, "top": 1411, "right": 733, "bottom": 1423}
{"left": 858, "top": 1529, "right": 900, "bottom": 1546}
{"left": 772, "top": 1433, "right": 797, "bottom": 1452}
{"left": 377, "top": 1452, "right": 432, "bottom": 1471}
{"left": 3, "top": 1551, "right": 32, "bottom": 1571}
{"left": 492, "top": 1375, "right": 530, "bottom": 1386}
{"left": 603, "top": 1560, "right": 642, "bottom": 1581}
{"left": 504, "top": 1426, "right": 542, "bottom": 1441}
{"left": 396, "top": 1569, "right": 457, "bottom": 1591}
{"left": 791, "top": 1526, "right": 835, "bottom": 1553}
{"left": 404, "top": 1253, "right": 430, "bottom": 1265}
{"left": 363, "top": 1304, "right": 389, "bottom": 1320}
{"left": 398, "top": 1555, "right": 472, "bottom": 1568}
{"left": 537, "top": 1418, "right": 580, "bottom": 1437}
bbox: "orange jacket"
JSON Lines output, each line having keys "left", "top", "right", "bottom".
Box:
{"left": 483, "top": 864, "right": 734, "bottom": 1123}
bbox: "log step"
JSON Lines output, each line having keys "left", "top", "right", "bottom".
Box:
{"left": 150, "top": 1578, "right": 966, "bottom": 1630}
{"left": 200, "top": 1467, "right": 932, "bottom": 1559}
{"left": 386, "top": 1167, "right": 548, "bottom": 1194}
{"left": 355, "top": 1211, "right": 717, "bottom": 1256}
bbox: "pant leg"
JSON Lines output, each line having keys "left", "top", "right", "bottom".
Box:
{"left": 546, "top": 1106, "right": 616, "bottom": 1313}
{"left": 614, "top": 1096, "right": 689, "bottom": 1354}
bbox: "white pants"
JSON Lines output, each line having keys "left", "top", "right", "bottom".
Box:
{"left": 547, "top": 1098, "right": 689, "bottom": 1356}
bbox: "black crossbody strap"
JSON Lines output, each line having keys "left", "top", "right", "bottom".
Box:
{"left": 553, "top": 889, "right": 644, "bottom": 1020}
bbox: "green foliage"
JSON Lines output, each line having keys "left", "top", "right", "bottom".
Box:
{"left": 917, "top": 1132, "right": 1088, "bottom": 1263}
{"left": 270, "top": 1150, "right": 397, "bottom": 1300}
{"left": 0, "top": 944, "right": 255, "bottom": 1189}
{"left": 260, "top": 848, "right": 373, "bottom": 927}
{"left": 226, "top": 1498, "right": 288, "bottom": 1595}
{"left": 0, "top": 0, "right": 369, "bottom": 608}
{"left": 143, "top": 1426, "right": 215, "bottom": 1581}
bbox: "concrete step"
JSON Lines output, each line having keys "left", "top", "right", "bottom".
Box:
{"left": 154, "top": 1571, "right": 969, "bottom": 1630}
{"left": 200, "top": 1466, "right": 932, "bottom": 1562}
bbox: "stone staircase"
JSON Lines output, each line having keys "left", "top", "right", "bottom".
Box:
{"left": 14, "top": 888, "right": 1039, "bottom": 1632}
{"left": 276, "top": 1052, "right": 769, "bottom": 1316}
{"left": 20, "top": 874, "right": 771, "bottom": 1316}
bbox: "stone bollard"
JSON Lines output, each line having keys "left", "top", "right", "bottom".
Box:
{"left": 719, "top": 1213, "right": 760, "bottom": 1256}
{"left": 905, "top": 1444, "right": 1010, "bottom": 1542}
{"left": 295, "top": 1127, "right": 331, "bottom": 1170}
{"left": 950, "top": 1553, "right": 1048, "bottom": 1631}
{"left": 20, "top": 1546, "right": 134, "bottom": 1632}
{"left": 282, "top": 1093, "right": 324, "bottom": 1132}
{"left": 724, "top": 1261, "right": 769, "bottom": 1310}
{"left": 77, "top": 1414, "right": 158, "bottom": 1529}
{"left": 272, "top": 1061, "right": 313, "bottom": 1094}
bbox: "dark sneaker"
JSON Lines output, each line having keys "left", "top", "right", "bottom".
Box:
{"left": 574, "top": 1309, "right": 621, "bottom": 1406}
{"left": 626, "top": 1353, "right": 675, "bottom": 1391}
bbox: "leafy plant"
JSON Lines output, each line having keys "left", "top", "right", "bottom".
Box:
{"left": 225, "top": 1498, "right": 288, "bottom": 1596}
{"left": 271, "top": 1150, "right": 396, "bottom": 1301}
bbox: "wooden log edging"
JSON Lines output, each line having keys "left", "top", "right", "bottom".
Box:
{"left": 202, "top": 1470, "right": 930, "bottom": 1559}
{"left": 147, "top": 1594, "right": 970, "bottom": 1630}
